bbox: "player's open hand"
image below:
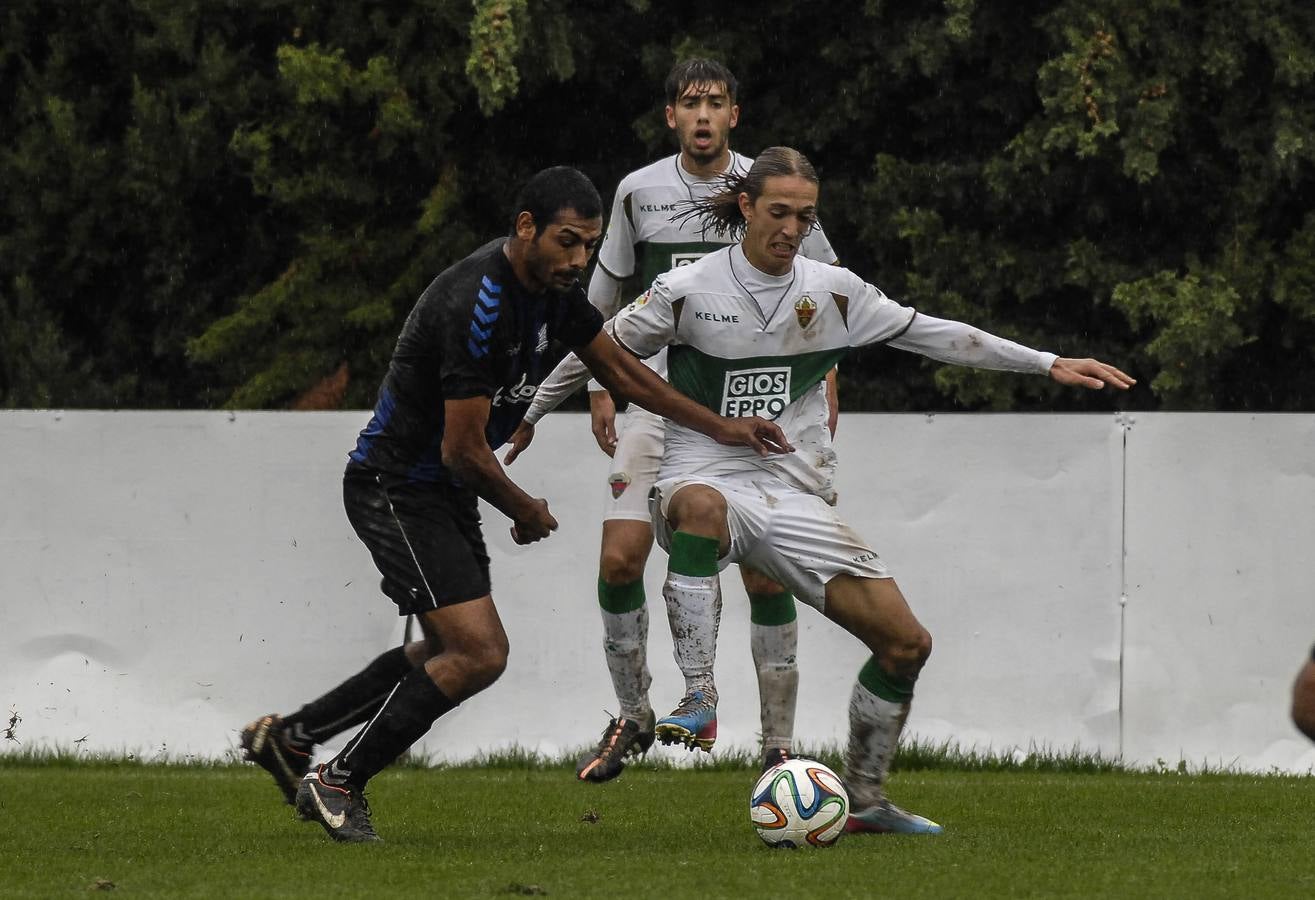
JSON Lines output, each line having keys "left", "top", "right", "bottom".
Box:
{"left": 1049, "top": 358, "right": 1136, "bottom": 391}
{"left": 502, "top": 421, "right": 536, "bottom": 465}
{"left": 510, "top": 497, "right": 557, "bottom": 545}
{"left": 716, "top": 416, "right": 795, "bottom": 456}
{"left": 589, "top": 390, "right": 618, "bottom": 457}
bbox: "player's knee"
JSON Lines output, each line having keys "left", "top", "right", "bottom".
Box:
{"left": 667, "top": 486, "right": 727, "bottom": 535}
{"left": 453, "top": 634, "right": 509, "bottom": 694}
{"left": 599, "top": 545, "right": 646, "bottom": 584}
{"left": 883, "top": 628, "right": 932, "bottom": 680}
{"left": 741, "top": 567, "right": 785, "bottom": 596}
{"left": 470, "top": 642, "right": 510, "bottom": 692}
{"left": 403, "top": 638, "right": 435, "bottom": 668}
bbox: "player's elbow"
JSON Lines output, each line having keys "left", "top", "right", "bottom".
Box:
{"left": 441, "top": 441, "right": 484, "bottom": 479}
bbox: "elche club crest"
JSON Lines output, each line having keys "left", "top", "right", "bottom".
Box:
{"left": 794, "top": 294, "right": 817, "bottom": 329}
{"left": 609, "top": 472, "right": 631, "bottom": 499}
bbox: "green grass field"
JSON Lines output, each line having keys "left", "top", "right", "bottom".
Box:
{"left": 3, "top": 754, "right": 1313, "bottom": 899}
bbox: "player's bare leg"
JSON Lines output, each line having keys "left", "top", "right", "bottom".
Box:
{"left": 1292, "top": 654, "right": 1315, "bottom": 742}
{"left": 576, "top": 519, "right": 658, "bottom": 782}
{"left": 654, "top": 484, "right": 729, "bottom": 751}
{"left": 823, "top": 573, "right": 942, "bottom": 835}
{"left": 740, "top": 564, "right": 799, "bottom": 771}
{"left": 298, "top": 596, "right": 507, "bottom": 842}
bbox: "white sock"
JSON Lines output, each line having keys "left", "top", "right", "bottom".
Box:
{"left": 601, "top": 605, "right": 652, "bottom": 722}
{"left": 844, "top": 680, "right": 910, "bottom": 810}
{"left": 663, "top": 571, "right": 721, "bottom": 702}
{"left": 752, "top": 620, "right": 798, "bottom": 751}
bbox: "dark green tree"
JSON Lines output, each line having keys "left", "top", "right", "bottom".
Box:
{"left": 0, "top": 0, "right": 292, "bottom": 407}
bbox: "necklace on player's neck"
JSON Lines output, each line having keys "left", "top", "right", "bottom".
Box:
{"left": 729, "top": 244, "right": 794, "bottom": 327}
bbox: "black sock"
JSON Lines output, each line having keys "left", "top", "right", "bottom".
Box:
{"left": 327, "top": 668, "right": 457, "bottom": 790}
{"left": 283, "top": 646, "right": 414, "bottom": 749}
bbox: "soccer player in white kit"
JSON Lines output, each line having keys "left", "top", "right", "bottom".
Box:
{"left": 519, "top": 59, "right": 837, "bottom": 783}
{"left": 520, "top": 146, "right": 1134, "bottom": 833}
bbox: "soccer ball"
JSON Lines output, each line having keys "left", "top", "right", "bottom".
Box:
{"left": 749, "top": 757, "right": 849, "bottom": 848}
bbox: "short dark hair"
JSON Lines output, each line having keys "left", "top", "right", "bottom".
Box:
{"left": 664, "top": 57, "right": 738, "bottom": 105}
{"left": 510, "top": 166, "right": 603, "bottom": 236}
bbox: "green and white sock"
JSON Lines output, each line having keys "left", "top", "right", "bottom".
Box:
{"left": 844, "top": 657, "right": 914, "bottom": 810}
{"left": 598, "top": 577, "right": 652, "bottom": 722}
{"left": 664, "top": 532, "right": 722, "bottom": 702}
{"left": 749, "top": 590, "right": 798, "bottom": 752}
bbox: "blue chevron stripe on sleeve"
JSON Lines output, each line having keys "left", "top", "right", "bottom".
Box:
{"left": 466, "top": 276, "right": 503, "bottom": 360}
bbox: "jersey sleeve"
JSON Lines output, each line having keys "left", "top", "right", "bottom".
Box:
{"left": 887, "top": 313, "right": 1058, "bottom": 374}
{"left": 586, "top": 264, "right": 626, "bottom": 317}
{"left": 841, "top": 276, "right": 919, "bottom": 347}
{"left": 610, "top": 277, "right": 678, "bottom": 359}
{"left": 436, "top": 290, "right": 499, "bottom": 400}
{"left": 595, "top": 184, "right": 636, "bottom": 280}
{"left": 524, "top": 349, "right": 592, "bottom": 424}
{"left": 800, "top": 220, "right": 838, "bottom": 264}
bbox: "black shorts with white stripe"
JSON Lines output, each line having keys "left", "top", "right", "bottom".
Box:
{"left": 343, "top": 463, "right": 491, "bottom": 614}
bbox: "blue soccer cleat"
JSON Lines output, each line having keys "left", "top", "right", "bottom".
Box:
{"left": 845, "top": 799, "right": 944, "bottom": 835}
{"left": 654, "top": 690, "right": 717, "bottom": 752}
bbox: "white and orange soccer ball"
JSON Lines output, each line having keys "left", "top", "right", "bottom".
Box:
{"left": 749, "top": 757, "right": 849, "bottom": 848}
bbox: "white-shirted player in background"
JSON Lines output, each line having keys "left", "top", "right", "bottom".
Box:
{"left": 515, "top": 146, "right": 1133, "bottom": 833}
{"left": 518, "top": 59, "right": 838, "bottom": 783}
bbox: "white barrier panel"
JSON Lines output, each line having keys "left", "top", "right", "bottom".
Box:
{"left": 1122, "top": 413, "right": 1315, "bottom": 772}
{"left": 1, "top": 411, "right": 1310, "bottom": 771}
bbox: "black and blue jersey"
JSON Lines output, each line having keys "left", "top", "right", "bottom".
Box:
{"left": 349, "top": 238, "right": 604, "bottom": 483}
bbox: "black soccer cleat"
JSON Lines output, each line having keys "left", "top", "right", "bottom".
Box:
{"left": 240, "top": 714, "right": 311, "bottom": 806}
{"left": 761, "top": 747, "right": 792, "bottom": 774}
{"left": 575, "top": 710, "right": 657, "bottom": 783}
{"left": 295, "top": 766, "right": 381, "bottom": 843}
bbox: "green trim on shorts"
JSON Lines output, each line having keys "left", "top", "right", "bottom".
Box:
{"left": 669, "top": 531, "right": 720, "bottom": 577}
{"left": 859, "top": 656, "right": 915, "bottom": 703}
{"left": 597, "top": 577, "right": 646, "bottom": 614}
{"left": 748, "top": 590, "right": 797, "bottom": 626}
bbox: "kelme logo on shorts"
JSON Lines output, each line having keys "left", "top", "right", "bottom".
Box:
{"left": 722, "top": 367, "right": 790, "bottom": 417}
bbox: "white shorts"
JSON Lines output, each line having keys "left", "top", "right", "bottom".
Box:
{"left": 648, "top": 470, "right": 889, "bottom": 612}
{"left": 602, "top": 407, "right": 665, "bottom": 522}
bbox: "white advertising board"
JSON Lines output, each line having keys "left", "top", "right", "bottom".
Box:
{"left": 1, "top": 410, "right": 1311, "bottom": 771}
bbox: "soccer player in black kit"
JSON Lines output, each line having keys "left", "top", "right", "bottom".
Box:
{"left": 239, "top": 166, "right": 791, "bottom": 843}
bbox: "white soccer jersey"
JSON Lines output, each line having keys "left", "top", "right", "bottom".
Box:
{"left": 596, "top": 151, "right": 837, "bottom": 302}
{"left": 576, "top": 150, "right": 835, "bottom": 394}
{"left": 611, "top": 245, "right": 1057, "bottom": 500}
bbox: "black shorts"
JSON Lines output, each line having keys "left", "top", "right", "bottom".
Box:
{"left": 342, "top": 465, "right": 491, "bottom": 615}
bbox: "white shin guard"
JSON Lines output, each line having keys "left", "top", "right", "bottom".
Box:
{"left": 663, "top": 571, "right": 722, "bottom": 700}
{"left": 601, "top": 604, "right": 652, "bottom": 721}
{"left": 751, "top": 620, "right": 799, "bottom": 750}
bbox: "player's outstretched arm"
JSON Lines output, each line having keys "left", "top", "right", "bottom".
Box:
{"left": 886, "top": 313, "right": 1134, "bottom": 393}
{"left": 443, "top": 397, "right": 557, "bottom": 544}
{"left": 577, "top": 331, "right": 794, "bottom": 457}
{"left": 1047, "top": 358, "right": 1136, "bottom": 391}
